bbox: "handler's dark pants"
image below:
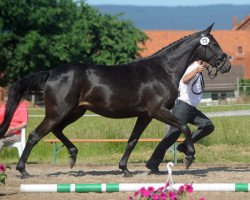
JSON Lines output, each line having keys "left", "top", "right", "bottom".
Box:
{"left": 147, "top": 99, "right": 215, "bottom": 169}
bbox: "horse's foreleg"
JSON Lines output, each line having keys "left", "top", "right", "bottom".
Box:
{"left": 119, "top": 117, "right": 152, "bottom": 177}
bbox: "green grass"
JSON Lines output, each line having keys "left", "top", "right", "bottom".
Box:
{"left": 199, "top": 104, "right": 250, "bottom": 112}
{"left": 1, "top": 105, "right": 250, "bottom": 165}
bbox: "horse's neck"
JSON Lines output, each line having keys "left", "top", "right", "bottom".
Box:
{"left": 157, "top": 38, "right": 199, "bottom": 85}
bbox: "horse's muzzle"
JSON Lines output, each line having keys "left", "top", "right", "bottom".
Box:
{"left": 220, "top": 59, "right": 231, "bottom": 74}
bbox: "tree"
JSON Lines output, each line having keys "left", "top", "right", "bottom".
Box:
{"left": 0, "top": 0, "right": 147, "bottom": 84}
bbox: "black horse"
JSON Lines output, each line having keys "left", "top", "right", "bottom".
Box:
{"left": 0, "top": 24, "right": 230, "bottom": 178}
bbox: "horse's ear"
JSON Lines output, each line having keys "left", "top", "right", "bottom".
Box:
{"left": 206, "top": 23, "right": 214, "bottom": 33}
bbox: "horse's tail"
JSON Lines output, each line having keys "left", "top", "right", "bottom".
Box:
{"left": 0, "top": 71, "right": 50, "bottom": 139}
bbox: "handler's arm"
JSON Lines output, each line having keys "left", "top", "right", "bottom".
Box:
{"left": 182, "top": 63, "right": 205, "bottom": 84}
{"left": 5, "top": 122, "right": 27, "bottom": 136}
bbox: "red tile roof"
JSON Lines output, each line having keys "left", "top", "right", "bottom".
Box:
{"left": 140, "top": 30, "right": 250, "bottom": 79}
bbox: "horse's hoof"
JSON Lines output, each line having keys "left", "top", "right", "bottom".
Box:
{"left": 184, "top": 155, "right": 195, "bottom": 169}
{"left": 122, "top": 169, "right": 133, "bottom": 177}
{"left": 69, "top": 157, "right": 76, "bottom": 168}
{"left": 147, "top": 170, "right": 161, "bottom": 175}
{"left": 146, "top": 162, "right": 159, "bottom": 173}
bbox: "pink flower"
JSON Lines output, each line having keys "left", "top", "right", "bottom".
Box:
{"left": 147, "top": 186, "right": 155, "bottom": 193}
{"left": 151, "top": 194, "right": 160, "bottom": 200}
{"left": 160, "top": 192, "right": 167, "bottom": 199}
{"left": 178, "top": 185, "right": 184, "bottom": 192}
{"left": 141, "top": 190, "right": 151, "bottom": 197}
{"left": 157, "top": 187, "right": 164, "bottom": 192}
{"left": 133, "top": 187, "right": 145, "bottom": 198}
{"left": 128, "top": 182, "right": 205, "bottom": 199}
{"left": 138, "top": 187, "right": 146, "bottom": 195}
{"left": 0, "top": 164, "right": 6, "bottom": 172}
{"left": 134, "top": 191, "right": 139, "bottom": 197}
{"left": 137, "top": 187, "right": 151, "bottom": 197}
{"left": 184, "top": 183, "right": 193, "bottom": 193}
{"left": 168, "top": 191, "right": 177, "bottom": 200}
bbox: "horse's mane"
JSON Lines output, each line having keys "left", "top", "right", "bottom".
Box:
{"left": 118, "top": 30, "right": 202, "bottom": 66}
{"left": 152, "top": 35, "right": 193, "bottom": 55}
{"left": 132, "top": 31, "right": 201, "bottom": 63}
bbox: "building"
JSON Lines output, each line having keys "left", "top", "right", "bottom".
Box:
{"left": 232, "top": 15, "right": 250, "bottom": 30}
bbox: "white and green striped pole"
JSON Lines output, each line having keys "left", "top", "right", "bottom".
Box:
{"left": 20, "top": 183, "right": 249, "bottom": 193}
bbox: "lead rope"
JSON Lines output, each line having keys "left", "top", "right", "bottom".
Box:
{"left": 191, "top": 72, "right": 205, "bottom": 95}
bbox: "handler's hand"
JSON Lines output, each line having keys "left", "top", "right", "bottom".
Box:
{"left": 5, "top": 127, "right": 13, "bottom": 136}
{"left": 196, "top": 61, "right": 206, "bottom": 73}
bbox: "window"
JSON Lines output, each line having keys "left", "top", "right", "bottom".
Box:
{"left": 237, "top": 46, "right": 243, "bottom": 55}
{"left": 211, "top": 93, "right": 218, "bottom": 100}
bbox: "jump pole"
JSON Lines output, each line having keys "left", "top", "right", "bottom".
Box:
{"left": 20, "top": 183, "right": 249, "bottom": 193}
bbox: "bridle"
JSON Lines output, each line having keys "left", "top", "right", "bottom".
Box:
{"left": 191, "top": 34, "right": 228, "bottom": 95}
{"left": 200, "top": 35, "right": 228, "bottom": 79}
{"left": 204, "top": 47, "right": 227, "bottom": 79}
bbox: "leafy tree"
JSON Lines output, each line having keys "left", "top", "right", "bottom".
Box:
{"left": 0, "top": 0, "right": 147, "bottom": 84}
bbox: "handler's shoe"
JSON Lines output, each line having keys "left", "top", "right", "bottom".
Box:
{"left": 146, "top": 162, "right": 160, "bottom": 174}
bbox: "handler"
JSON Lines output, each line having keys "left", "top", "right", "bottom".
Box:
{"left": 146, "top": 60, "right": 215, "bottom": 172}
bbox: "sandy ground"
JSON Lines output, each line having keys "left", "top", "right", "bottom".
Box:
{"left": 1, "top": 163, "right": 250, "bottom": 200}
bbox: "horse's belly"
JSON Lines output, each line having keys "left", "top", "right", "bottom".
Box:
{"left": 85, "top": 105, "right": 146, "bottom": 119}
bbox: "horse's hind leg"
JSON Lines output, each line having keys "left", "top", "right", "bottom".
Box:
{"left": 16, "top": 117, "right": 62, "bottom": 179}
{"left": 119, "top": 117, "right": 152, "bottom": 177}
{"left": 52, "top": 106, "right": 86, "bottom": 168}
{"left": 152, "top": 107, "right": 195, "bottom": 169}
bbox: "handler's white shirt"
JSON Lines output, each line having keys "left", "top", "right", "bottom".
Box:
{"left": 178, "top": 61, "right": 203, "bottom": 107}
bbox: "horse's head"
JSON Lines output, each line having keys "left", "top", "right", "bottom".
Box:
{"left": 193, "top": 23, "right": 231, "bottom": 77}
